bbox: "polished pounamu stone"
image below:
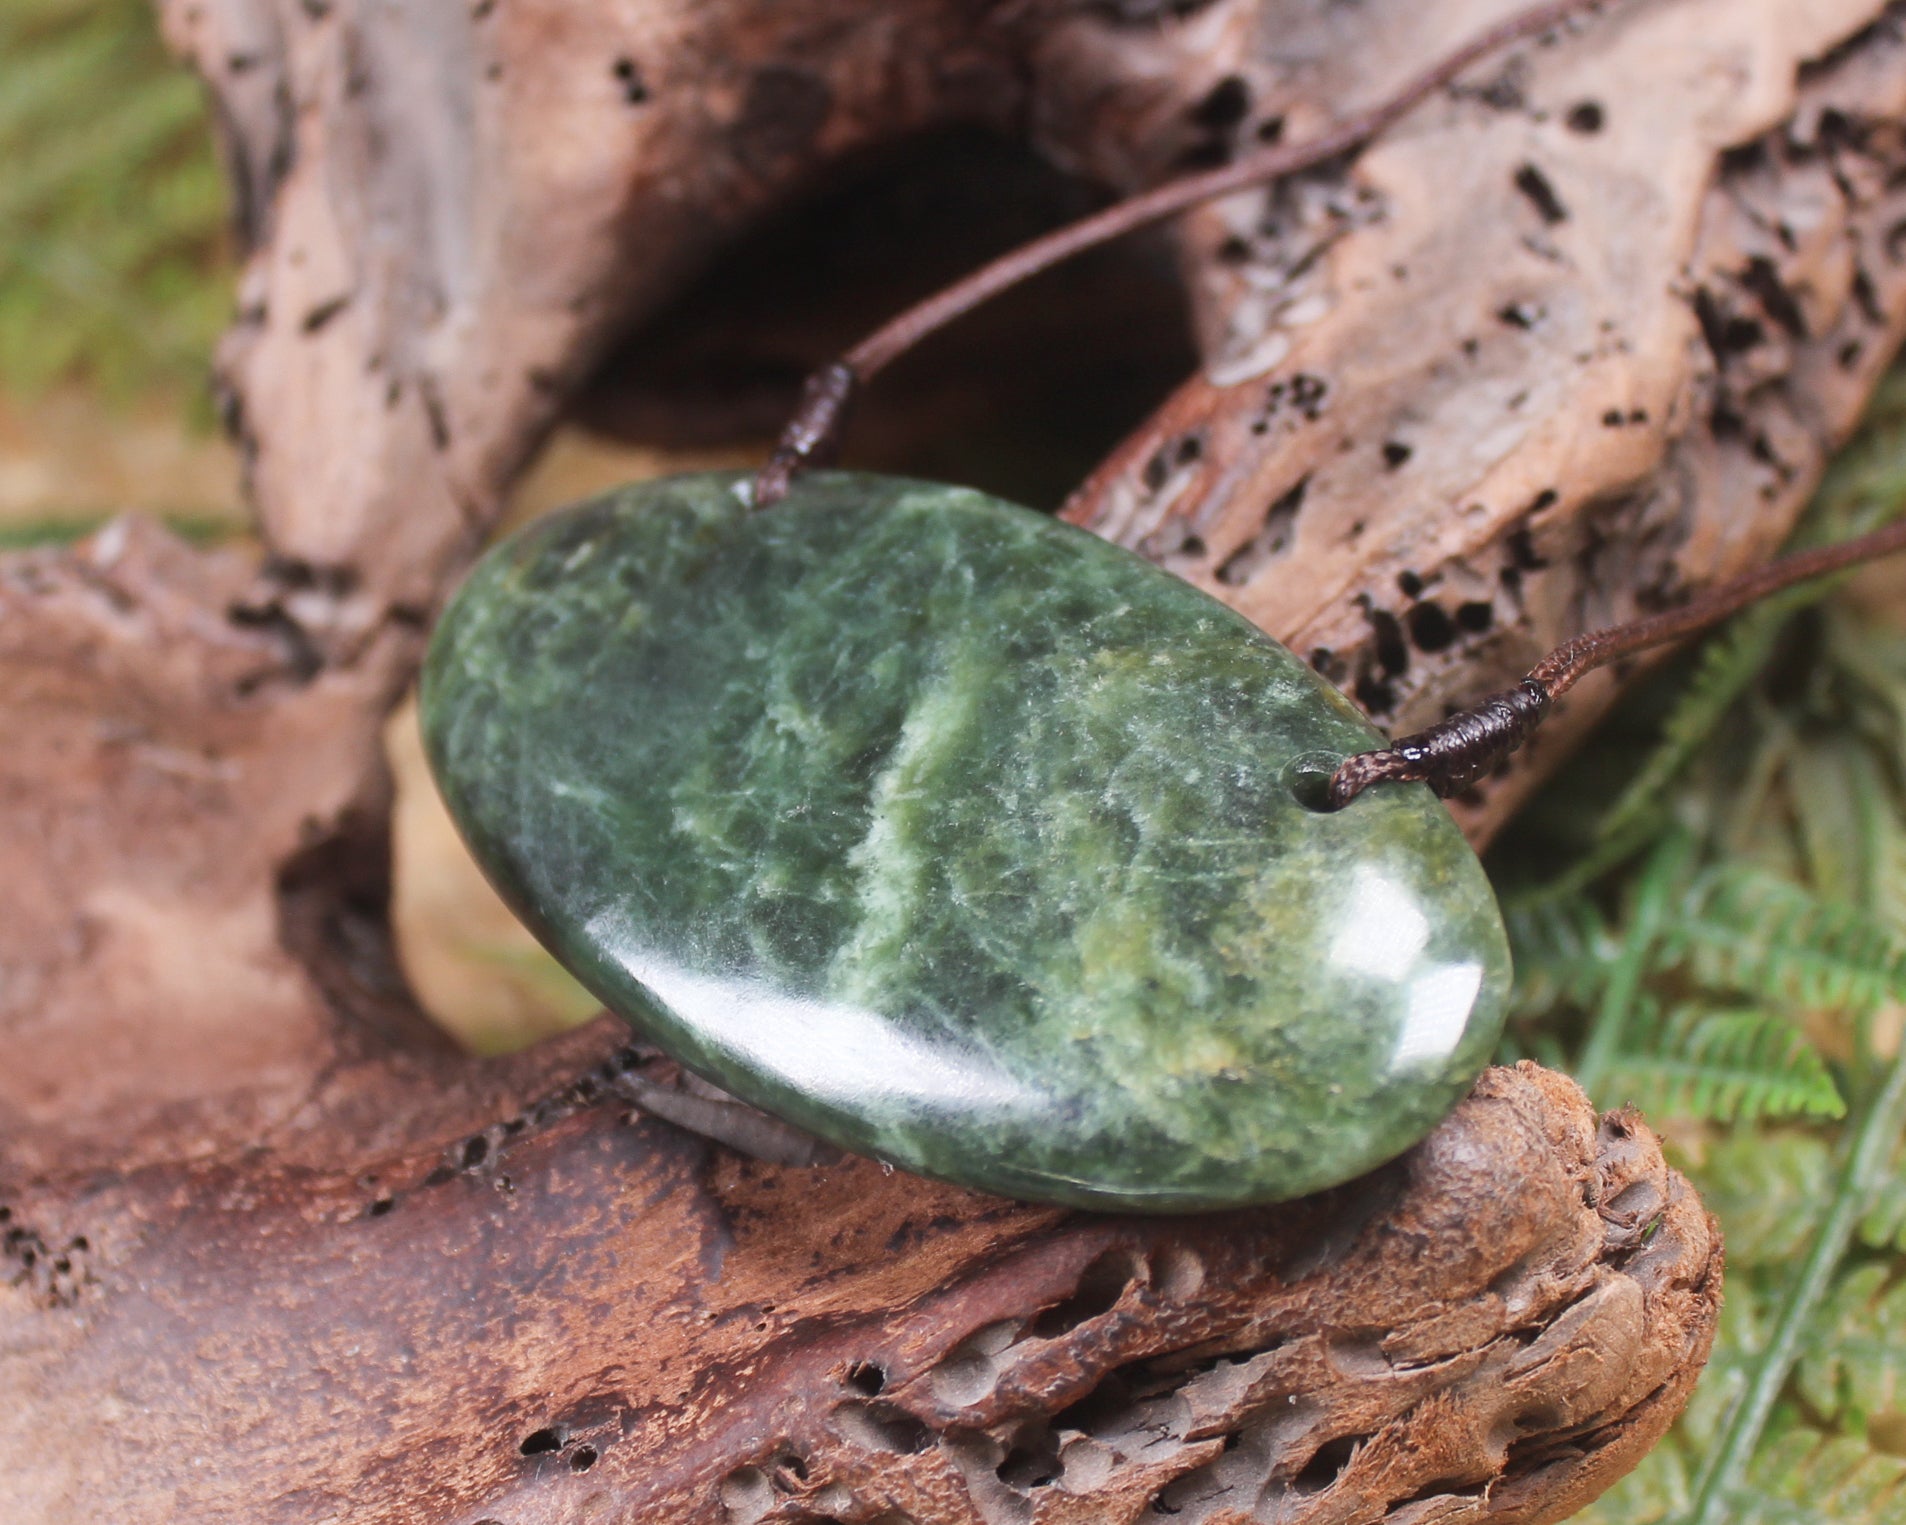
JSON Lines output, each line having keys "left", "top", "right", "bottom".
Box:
{"left": 421, "top": 471, "right": 1510, "bottom": 1211}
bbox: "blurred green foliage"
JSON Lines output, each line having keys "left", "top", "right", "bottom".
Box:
{"left": 1499, "top": 373, "right": 1906, "bottom": 1524}
{"left": 0, "top": 0, "right": 228, "bottom": 404}
{"left": 7, "top": 7, "right": 1906, "bottom": 1516}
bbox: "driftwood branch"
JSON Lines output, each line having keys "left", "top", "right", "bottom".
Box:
{"left": 1062, "top": 0, "right": 1906, "bottom": 836}
{"left": 1, "top": 517, "right": 1718, "bottom": 1522}
{"left": 3, "top": 959, "right": 1717, "bottom": 1523}
{"left": 16, "top": 0, "right": 1906, "bottom": 1517}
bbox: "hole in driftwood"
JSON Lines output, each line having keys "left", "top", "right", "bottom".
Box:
{"left": 834, "top": 1401, "right": 931, "bottom": 1455}
{"left": 997, "top": 1426, "right": 1063, "bottom": 1490}
{"left": 1154, "top": 1244, "right": 1205, "bottom": 1301}
{"left": 1030, "top": 1248, "right": 1137, "bottom": 1337}
{"left": 1293, "top": 1432, "right": 1366, "bottom": 1492}
{"left": 571, "top": 127, "right": 1194, "bottom": 511}
{"left": 1367, "top": 605, "right": 1408, "bottom": 677}
{"left": 519, "top": 1426, "right": 563, "bottom": 1456}
{"left": 718, "top": 1466, "right": 774, "bottom": 1522}
{"left": 1051, "top": 1366, "right": 1142, "bottom": 1437}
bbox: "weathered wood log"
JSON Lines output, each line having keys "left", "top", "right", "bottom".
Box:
{"left": 3, "top": 1012, "right": 1716, "bottom": 1523}
{"left": 14, "top": 0, "right": 1906, "bottom": 1517}
{"left": 1062, "top": 0, "right": 1906, "bottom": 837}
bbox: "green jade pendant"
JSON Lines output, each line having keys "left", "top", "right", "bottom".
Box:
{"left": 421, "top": 471, "right": 1510, "bottom": 1211}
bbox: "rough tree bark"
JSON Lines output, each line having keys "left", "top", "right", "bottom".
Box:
{"left": 5, "top": 0, "right": 1903, "bottom": 1519}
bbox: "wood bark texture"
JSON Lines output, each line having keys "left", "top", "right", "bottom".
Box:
{"left": 2, "top": 997, "right": 1716, "bottom": 1525}
{"left": 10, "top": 0, "right": 1905, "bottom": 1518}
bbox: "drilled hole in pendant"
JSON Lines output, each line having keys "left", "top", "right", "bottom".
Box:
{"left": 1283, "top": 752, "right": 1342, "bottom": 813}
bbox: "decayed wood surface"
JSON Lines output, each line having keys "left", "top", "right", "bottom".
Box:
{"left": 1062, "top": 0, "right": 1906, "bottom": 834}
{"left": 2, "top": 1003, "right": 1716, "bottom": 1525}
{"left": 10, "top": 0, "right": 1906, "bottom": 1518}
{"left": 0, "top": 520, "right": 1719, "bottom": 1524}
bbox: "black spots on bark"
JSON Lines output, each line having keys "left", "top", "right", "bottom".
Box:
{"left": 1455, "top": 601, "right": 1494, "bottom": 635}
{"left": 1180, "top": 75, "right": 1282, "bottom": 170}
{"left": 300, "top": 294, "right": 349, "bottom": 334}
{"left": 1512, "top": 162, "right": 1568, "bottom": 226}
{"left": 1886, "top": 217, "right": 1906, "bottom": 267}
{"left": 1503, "top": 506, "right": 1551, "bottom": 588}
{"left": 612, "top": 57, "right": 650, "bottom": 105}
{"left": 1287, "top": 373, "right": 1328, "bottom": 419}
{"left": 1180, "top": 73, "right": 1255, "bottom": 168}
{"left": 1693, "top": 282, "right": 1768, "bottom": 369}
{"left": 2, "top": 1203, "right": 96, "bottom": 1309}
{"left": 1215, "top": 476, "right": 1308, "bottom": 586}
{"left": 1565, "top": 100, "right": 1603, "bottom": 134}
{"left": 1700, "top": 255, "right": 1814, "bottom": 371}
{"left": 1740, "top": 256, "right": 1807, "bottom": 338}
{"left": 1354, "top": 604, "right": 1408, "bottom": 714}
{"left": 419, "top": 375, "right": 451, "bottom": 451}
{"left": 1191, "top": 75, "right": 1251, "bottom": 131}
{"left": 1248, "top": 374, "right": 1328, "bottom": 438}
{"left": 1407, "top": 601, "right": 1457, "bottom": 653}
{"left": 1348, "top": 585, "right": 1498, "bottom": 714}
{"left": 1141, "top": 432, "right": 1204, "bottom": 495}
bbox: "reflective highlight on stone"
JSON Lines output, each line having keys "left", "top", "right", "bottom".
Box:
{"left": 421, "top": 472, "right": 1510, "bottom": 1210}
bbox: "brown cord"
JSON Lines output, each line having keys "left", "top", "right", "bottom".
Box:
{"left": 752, "top": 0, "right": 1610, "bottom": 506}
{"left": 1326, "top": 514, "right": 1906, "bottom": 808}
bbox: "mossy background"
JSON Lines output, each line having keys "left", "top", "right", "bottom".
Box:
{"left": 9, "top": 4, "right": 1905, "bottom": 1519}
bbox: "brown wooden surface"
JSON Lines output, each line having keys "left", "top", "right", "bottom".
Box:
{"left": 2, "top": 1024, "right": 1717, "bottom": 1522}
{"left": 12, "top": 1, "right": 1906, "bottom": 1518}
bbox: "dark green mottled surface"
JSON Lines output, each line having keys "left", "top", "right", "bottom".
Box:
{"left": 421, "top": 472, "right": 1510, "bottom": 1210}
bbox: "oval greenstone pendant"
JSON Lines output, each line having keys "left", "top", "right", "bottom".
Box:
{"left": 421, "top": 471, "right": 1510, "bottom": 1211}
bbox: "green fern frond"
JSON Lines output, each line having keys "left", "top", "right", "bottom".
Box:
{"left": 1721, "top": 1430, "right": 1906, "bottom": 1525}
{"left": 1598, "top": 604, "right": 1796, "bottom": 845}
{"left": 1859, "top": 1145, "right": 1906, "bottom": 1253}
{"left": 1785, "top": 738, "right": 1893, "bottom": 914}
{"left": 1575, "top": 829, "right": 1699, "bottom": 1098}
{"left": 1605, "top": 1007, "right": 1845, "bottom": 1125}
{"left": 1663, "top": 870, "right": 1906, "bottom": 1018}
{"left": 1794, "top": 1262, "right": 1906, "bottom": 1434}
{"left": 1499, "top": 372, "right": 1906, "bottom": 1525}
{"left": 1692, "top": 1131, "right": 1836, "bottom": 1269}
{"left": 1683, "top": 1050, "right": 1906, "bottom": 1525}
{"left": 1570, "top": 1431, "right": 1692, "bottom": 1523}
{"left": 1505, "top": 895, "right": 1618, "bottom": 1015}
{"left": 0, "top": 0, "right": 228, "bottom": 402}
